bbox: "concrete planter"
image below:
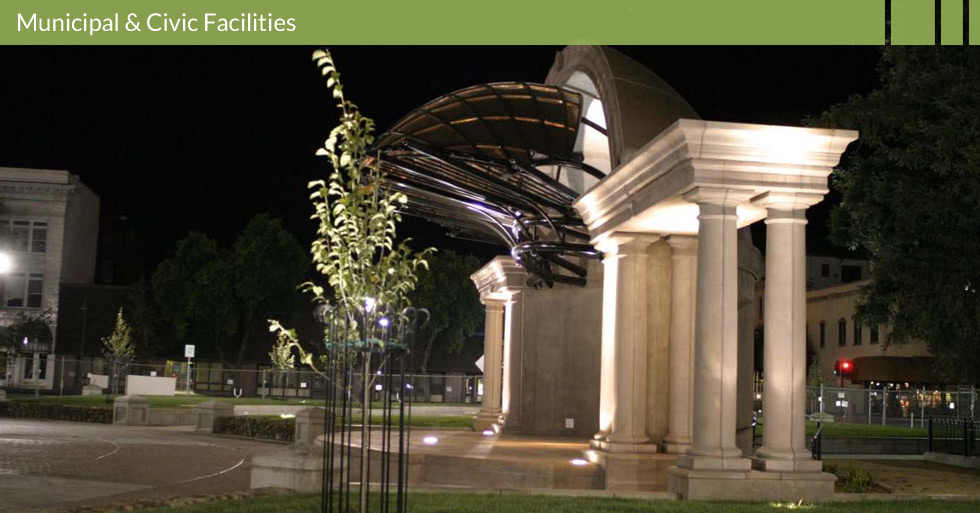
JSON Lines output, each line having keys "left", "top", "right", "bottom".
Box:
{"left": 805, "top": 436, "right": 928, "bottom": 455}
{"left": 194, "top": 400, "right": 234, "bottom": 433}
{"left": 113, "top": 395, "right": 149, "bottom": 425}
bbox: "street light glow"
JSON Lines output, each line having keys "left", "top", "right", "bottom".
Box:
{"left": 0, "top": 252, "right": 11, "bottom": 274}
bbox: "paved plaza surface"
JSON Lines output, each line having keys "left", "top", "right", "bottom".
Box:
{"left": 825, "top": 459, "right": 980, "bottom": 495}
{"left": 0, "top": 419, "right": 281, "bottom": 512}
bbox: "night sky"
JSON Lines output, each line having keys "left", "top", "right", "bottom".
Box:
{"left": 0, "top": 46, "right": 881, "bottom": 283}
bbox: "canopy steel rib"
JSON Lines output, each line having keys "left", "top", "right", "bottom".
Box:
{"left": 372, "top": 82, "right": 605, "bottom": 287}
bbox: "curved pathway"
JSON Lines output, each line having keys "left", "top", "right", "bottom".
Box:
{"left": 0, "top": 419, "right": 280, "bottom": 511}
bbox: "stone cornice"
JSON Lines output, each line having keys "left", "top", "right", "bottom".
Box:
{"left": 573, "top": 119, "right": 858, "bottom": 241}
{"left": 470, "top": 256, "right": 526, "bottom": 301}
{"left": 0, "top": 182, "right": 74, "bottom": 200}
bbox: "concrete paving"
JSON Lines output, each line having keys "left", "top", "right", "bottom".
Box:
{"left": 825, "top": 458, "right": 980, "bottom": 495}
{"left": 0, "top": 419, "right": 282, "bottom": 511}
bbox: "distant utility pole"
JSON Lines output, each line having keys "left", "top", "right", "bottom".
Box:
{"left": 76, "top": 293, "right": 89, "bottom": 392}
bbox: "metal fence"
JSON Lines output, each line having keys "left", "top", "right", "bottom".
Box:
{"left": 805, "top": 385, "right": 978, "bottom": 427}
{"left": 6, "top": 356, "right": 482, "bottom": 405}
{"left": 928, "top": 418, "right": 980, "bottom": 457}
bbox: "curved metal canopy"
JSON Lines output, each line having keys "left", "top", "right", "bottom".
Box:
{"left": 371, "top": 82, "right": 605, "bottom": 287}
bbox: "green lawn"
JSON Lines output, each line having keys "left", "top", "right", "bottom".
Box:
{"left": 5, "top": 394, "right": 474, "bottom": 429}
{"left": 753, "top": 420, "right": 927, "bottom": 438}
{"left": 104, "top": 493, "right": 980, "bottom": 513}
{"left": 7, "top": 394, "right": 473, "bottom": 410}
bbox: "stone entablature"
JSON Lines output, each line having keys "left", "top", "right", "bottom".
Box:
{"left": 470, "top": 256, "right": 525, "bottom": 301}
{"left": 574, "top": 119, "right": 858, "bottom": 241}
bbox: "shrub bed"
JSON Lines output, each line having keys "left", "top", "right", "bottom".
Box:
{"left": 0, "top": 401, "right": 113, "bottom": 424}
{"left": 215, "top": 415, "right": 295, "bottom": 442}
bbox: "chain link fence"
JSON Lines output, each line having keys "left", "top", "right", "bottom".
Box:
{"left": 4, "top": 356, "right": 482, "bottom": 405}
{"left": 805, "top": 385, "right": 978, "bottom": 427}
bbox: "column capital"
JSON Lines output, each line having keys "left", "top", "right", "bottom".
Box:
{"left": 666, "top": 235, "right": 698, "bottom": 254}
{"left": 471, "top": 256, "right": 526, "bottom": 302}
{"left": 750, "top": 191, "right": 824, "bottom": 210}
{"left": 481, "top": 298, "right": 507, "bottom": 311}
{"left": 763, "top": 209, "right": 808, "bottom": 225}
{"left": 682, "top": 187, "right": 755, "bottom": 207}
{"left": 594, "top": 232, "right": 660, "bottom": 255}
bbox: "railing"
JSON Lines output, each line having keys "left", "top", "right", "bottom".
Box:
{"left": 928, "top": 417, "right": 980, "bottom": 457}
{"left": 810, "top": 415, "right": 824, "bottom": 460}
{"left": 735, "top": 412, "right": 759, "bottom": 449}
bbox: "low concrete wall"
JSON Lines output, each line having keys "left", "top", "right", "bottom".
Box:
{"left": 923, "top": 451, "right": 980, "bottom": 469}
{"left": 88, "top": 374, "right": 109, "bottom": 389}
{"left": 148, "top": 408, "right": 196, "bottom": 426}
{"left": 126, "top": 375, "right": 176, "bottom": 396}
{"left": 806, "top": 436, "right": 928, "bottom": 455}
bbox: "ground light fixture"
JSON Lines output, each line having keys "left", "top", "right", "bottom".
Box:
{"left": 570, "top": 458, "right": 589, "bottom": 466}
{"left": 422, "top": 436, "right": 439, "bottom": 445}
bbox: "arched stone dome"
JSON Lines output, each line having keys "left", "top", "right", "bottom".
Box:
{"left": 545, "top": 46, "right": 699, "bottom": 171}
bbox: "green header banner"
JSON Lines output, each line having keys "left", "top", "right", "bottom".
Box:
{"left": 0, "top": 0, "right": 975, "bottom": 44}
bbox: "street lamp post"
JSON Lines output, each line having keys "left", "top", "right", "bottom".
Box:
{"left": 0, "top": 252, "right": 11, "bottom": 394}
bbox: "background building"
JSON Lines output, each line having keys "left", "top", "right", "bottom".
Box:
{"left": 806, "top": 254, "right": 872, "bottom": 290}
{"left": 805, "top": 280, "right": 939, "bottom": 388}
{"left": 756, "top": 258, "right": 940, "bottom": 389}
{"left": 0, "top": 167, "right": 99, "bottom": 391}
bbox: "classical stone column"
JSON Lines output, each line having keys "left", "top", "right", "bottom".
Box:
{"left": 501, "top": 289, "right": 524, "bottom": 427}
{"left": 664, "top": 235, "right": 697, "bottom": 454}
{"left": 679, "top": 188, "right": 752, "bottom": 471}
{"left": 474, "top": 298, "right": 506, "bottom": 431}
{"left": 593, "top": 233, "right": 659, "bottom": 451}
{"left": 752, "top": 193, "right": 822, "bottom": 472}
{"left": 736, "top": 228, "right": 764, "bottom": 456}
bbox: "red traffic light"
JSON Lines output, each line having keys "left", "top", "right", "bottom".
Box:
{"left": 834, "top": 359, "right": 855, "bottom": 377}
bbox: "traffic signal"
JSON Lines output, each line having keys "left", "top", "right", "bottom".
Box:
{"left": 834, "top": 359, "right": 854, "bottom": 377}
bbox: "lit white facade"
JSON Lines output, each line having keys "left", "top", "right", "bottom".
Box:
{"left": 0, "top": 167, "right": 99, "bottom": 391}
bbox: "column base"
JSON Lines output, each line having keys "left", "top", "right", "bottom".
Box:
{"left": 662, "top": 441, "right": 692, "bottom": 454}
{"left": 752, "top": 454, "right": 823, "bottom": 473}
{"left": 678, "top": 450, "right": 751, "bottom": 471}
{"left": 587, "top": 446, "right": 674, "bottom": 491}
{"left": 590, "top": 438, "right": 660, "bottom": 454}
{"left": 473, "top": 410, "right": 503, "bottom": 432}
{"left": 668, "top": 466, "right": 836, "bottom": 501}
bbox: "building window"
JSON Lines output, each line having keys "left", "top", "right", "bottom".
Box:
{"left": 853, "top": 322, "right": 862, "bottom": 346}
{"left": 838, "top": 318, "right": 847, "bottom": 346}
{"left": 23, "top": 354, "right": 47, "bottom": 380}
{"left": 4, "top": 273, "right": 43, "bottom": 308}
{"left": 27, "top": 273, "right": 43, "bottom": 308}
{"left": 820, "top": 264, "right": 830, "bottom": 278}
{"left": 31, "top": 223, "right": 46, "bottom": 253}
{"left": 870, "top": 325, "right": 879, "bottom": 345}
{"left": 0, "top": 220, "right": 48, "bottom": 253}
{"left": 841, "top": 265, "right": 863, "bottom": 283}
{"left": 819, "top": 321, "right": 826, "bottom": 348}
{"left": 758, "top": 297, "right": 763, "bottom": 318}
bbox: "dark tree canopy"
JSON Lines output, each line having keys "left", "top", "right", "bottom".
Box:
{"left": 150, "top": 215, "right": 308, "bottom": 363}
{"left": 408, "top": 250, "right": 483, "bottom": 374}
{"left": 816, "top": 47, "right": 980, "bottom": 384}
